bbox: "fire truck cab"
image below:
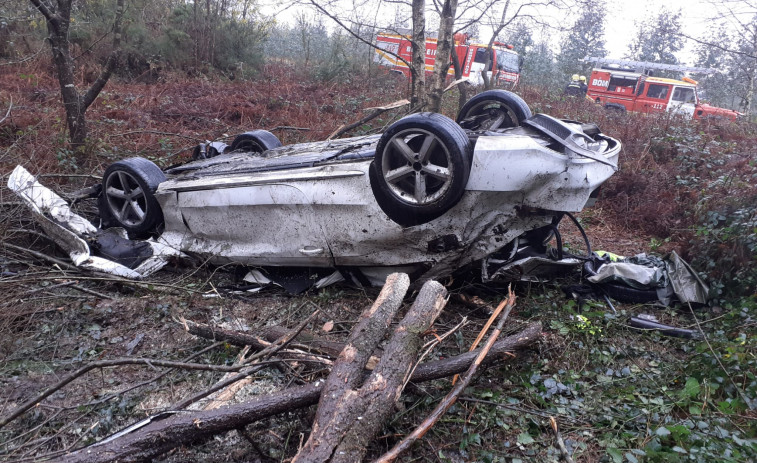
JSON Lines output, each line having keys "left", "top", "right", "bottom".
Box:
{"left": 584, "top": 58, "right": 740, "bottom": 121}
{"left": 374, "top": 31, "right": 522, "bottom": 87}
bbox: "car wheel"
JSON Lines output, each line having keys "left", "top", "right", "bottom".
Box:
{"left": 370, "top": 112, "right": 471, "bottom": 227}
{"left": 604, "top": 103, "right": 627, "bottom": 114}
{"left": 456, "top": 90, "right": 532, "bottom": 130}
{"left": 229, "top": 130, "right": 282, "bottom": 153}
{"left": 99, "top": 157, "right": 166, "bottom": 237}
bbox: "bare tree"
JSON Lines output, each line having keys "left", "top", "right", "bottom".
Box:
{"left": 29, "top": 0, "right": 125, "bottom": 152}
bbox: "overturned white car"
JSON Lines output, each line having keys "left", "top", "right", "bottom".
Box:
{"left": 10, "top": 91, "right": 620, "bottom": 286}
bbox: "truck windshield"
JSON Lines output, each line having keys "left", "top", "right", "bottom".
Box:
{"left": 672, "top": 87, "right": 696, "bottom": 104}
{"left": 495, "top": 50, "right": 520, "bottom": 72}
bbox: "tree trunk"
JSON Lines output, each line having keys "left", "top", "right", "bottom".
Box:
{"left": 410, "top": 0, "right": 426, "bottom": 108}
{"left": 330, "top": 281, "right": 447, "bottom": 463}
{"left": 294, "top": 280, "right": 448, "bottom": 463}
{"left": 293, "top": 273, "right": 410, "bottom": 462}
{"left": 31, "top": 0, "right": 123, "bottom": 152}
{"left": 426, "top": 0, "right": 459, "bottom": 112}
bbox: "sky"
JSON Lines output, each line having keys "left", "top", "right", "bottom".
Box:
{"left": 602, "top": 0, "right": 710, "bottom": 63}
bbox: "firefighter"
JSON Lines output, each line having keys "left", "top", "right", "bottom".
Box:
{"left": 564, "top": 74, "right": 582, "bottom": 96}
{"left": 579, "top": 75, "right": 588, "bottom": 95}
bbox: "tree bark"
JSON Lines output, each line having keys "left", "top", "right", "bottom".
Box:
{"left": 293, "top": 273, "right": 410, "bottom": 462}
{"left": 30, "top": 0, "right": 124, "bottom": 151}
{"left": 57, "top": 323, "right": 541, "bottom": 463}
{"left": 295, "top": 281, "right": 448, "bottom": 463}
{"left": 426, "top": 0, "right": 459, "bottom": 112}
{"left": 410, "top": 0, "right": 426, "bottom": 108}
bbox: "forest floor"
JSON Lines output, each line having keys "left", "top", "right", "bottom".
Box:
{"left": 0, "top": 63, "right": 754, "bottom": 462}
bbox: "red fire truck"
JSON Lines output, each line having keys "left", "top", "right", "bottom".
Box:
{"left": 584, "top": 57, "right": 740, "bottom": 121}
{"left": 374, "top": 31, "right": 522, "bottom": 87}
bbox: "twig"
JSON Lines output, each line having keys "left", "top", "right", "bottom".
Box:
{"left": 0, "top": 358, "right": 284, "bottom": 428}
{"left": 373, "top": 288, "right": 517, "bottom": 463}
{"left": 67, "top": 342, "right": 224, "bottom": 410}
{"left": 550, "top": 416, "right": 576, "bottom": 463}
{"left": 70, "top": 284, "right": 112, "bottom": 299}
{"left": 268, "top": 126, "right": 311, "bottom": 132}
{"left": 0, "top": 97, "right": 12, "bottom": 124}
{"left": 452, "top": 297, "right": 509, "bottom": 384}
{"left": 327, "top": 99, "right": 410, "bottom": 140}
{"left": 171, "top": 364, "right": 266, "bottom": 410}
{"left": 245, "top": 309, "right": 321, "bottom": 363}
{"left": 404, "top": 316, "right": 468, "bottom": 391}
{"left": 3, "top": 242, "right": 78, "bottom": 272}
{"left": 109, "top": 130, "right": 199, "bottom": 140}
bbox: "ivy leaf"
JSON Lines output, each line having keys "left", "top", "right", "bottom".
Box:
{"left": 517, "top": 432, "right": 535, "bottom": 445}
{"left": 681, "top": 377, "right": 701, "bottom": 399}
{"left": 607, "top": 448, "right": 623, "bottom": 463}
{"left": 655, "top": 427, "right": 671, "bottom": 437}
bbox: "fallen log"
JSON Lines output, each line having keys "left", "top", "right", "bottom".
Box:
{"left": 374, "top": 290, "right": 516, "bottom": 463}
{"left": 294, "top": 280, "right": 447, "bottom": 463}
{"left": 184, "top": 320, "right": 349, "bottom": 359}
{"left": 56, "top": 322, "right": 541, "bottom": 463}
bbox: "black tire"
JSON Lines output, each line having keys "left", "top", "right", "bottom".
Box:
{"left": 370, "top": 112, "right": 472, "bottom": 227}
{"left": 98, "top": 157, "right": 166, "bottom": 238}
{"left": 456, "top": 90, "right": 532, "bottom": 130}
{"left": 229, "top": 130, "right": 282, "bottom": 153}
{"left": 604, "top": 103, "right": 627, "bottom": 114}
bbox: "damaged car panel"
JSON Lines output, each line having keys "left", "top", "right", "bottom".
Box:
{"left": 8, "top": 91, "right": 621, "bottom": 285}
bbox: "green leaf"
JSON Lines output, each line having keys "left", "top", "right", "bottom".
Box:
{"left": 625, "top": 452, "right": 639, "bottom": 463}
{"left": 517, "top": 432, "right": 535, "bottom": 445}
{"left": 607, "top": 447, "right": 623, "bottom": 463}
{"left": 688, "top": 404, "right": 702, "bottom": 415}
{"left": 681, "top": 377, "right": 700, "bottom": 399}
{"left": 656, "top": 427, "right": 671, "bottom": 437}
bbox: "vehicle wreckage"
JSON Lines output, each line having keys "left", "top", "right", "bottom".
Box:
{"left": 8, "top": 91, "right": 622, "bottom": 290}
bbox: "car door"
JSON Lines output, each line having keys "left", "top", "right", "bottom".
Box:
{"left": 175, "top": 181, "right": 333, "bottom": 266}
{"left": 668, "top": 86, "right": 696, "bottom": 117}
{"left": 634, "top": 83, "right": 670, "bottom": 114}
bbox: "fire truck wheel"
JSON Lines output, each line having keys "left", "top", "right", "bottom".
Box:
{"left": 370, "top": 112, "right": 472, "bottom": 227}
{"left": 98, "top": 157, "right": 166, "bottom": 238}
{"left": 604, "top": 103, "right": 627, "bottom": 114}
{"left": 229, "top": 130, "right": 283, "bottom": 153}
{"left": 456, "top": 90, "right": 532, "bottom": 130}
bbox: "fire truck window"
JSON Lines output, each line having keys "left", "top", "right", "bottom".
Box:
{"left": 672, "top": 87, "right": 695, "bottom": 104}
{"left": 646, "top": 84, "right": 669, "bottom": 100}
{"left": 474, "top": 49, "right": 489, "bottom": 64}
{"left": 636, "top": 82, "right": 646, "bottom": 96}
{"left": 495, "top": 50, "right": 520, "bottom": 72}
{"left": 608, "top": 76, "right": 637, "bottom": 92}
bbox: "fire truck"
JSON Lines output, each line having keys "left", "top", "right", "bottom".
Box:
{"left": 374, "top": 31, "right": 522, "bottom": 87}
{"left": 584, "top": 57, "right": 740, "bottom": 121}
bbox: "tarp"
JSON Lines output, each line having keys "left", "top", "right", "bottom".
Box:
{"left": 588, "top": 251, "right": 709, "bottom": 305}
